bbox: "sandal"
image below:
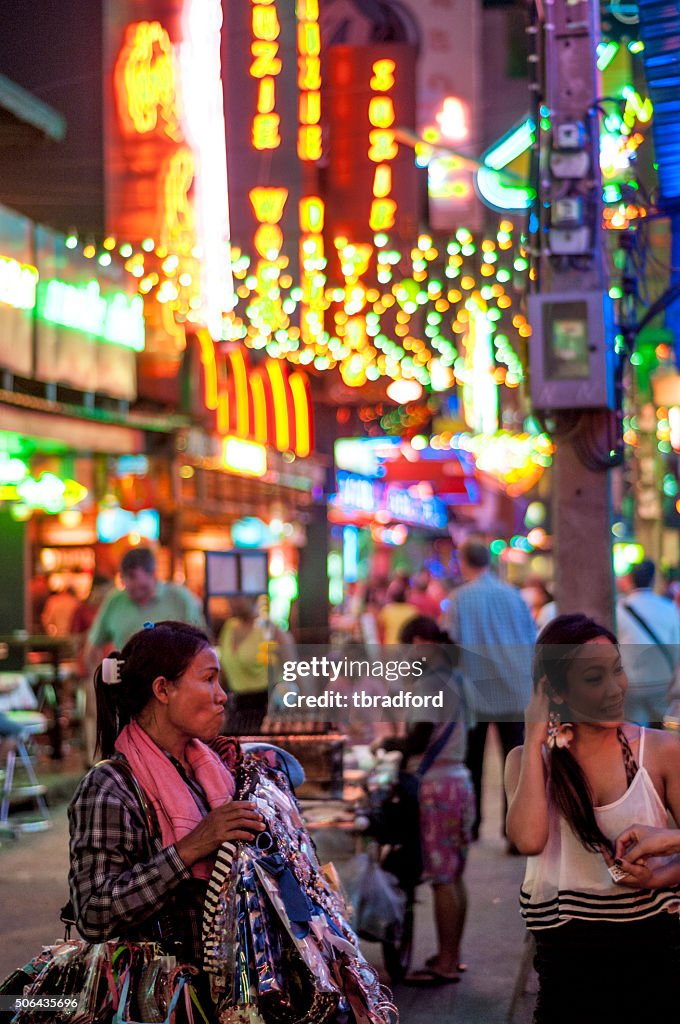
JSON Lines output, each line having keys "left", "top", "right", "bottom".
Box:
{"left": 425, "top": 956, "right": 467, "bottom": 973}
{"left": 404, "top": 968, "right": 461, "bottom": 987}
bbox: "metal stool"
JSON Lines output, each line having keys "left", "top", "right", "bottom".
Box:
{"left": 0, "top": 710, "right": 52, "bottom": 834}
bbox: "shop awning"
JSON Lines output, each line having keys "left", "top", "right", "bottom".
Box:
{"left": 0, "top": 402, "right": 145, "bottom": 455}
{"left": 0, "top": 74, "right": 66, "bottom": 144}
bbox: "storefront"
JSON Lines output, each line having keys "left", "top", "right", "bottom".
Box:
{"left": 0, "top": 200, "right": 164, "bottom": 633}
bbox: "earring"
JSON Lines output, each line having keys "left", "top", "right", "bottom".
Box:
{"left": 547, "top": 710, "right": 574, "bottom": 750}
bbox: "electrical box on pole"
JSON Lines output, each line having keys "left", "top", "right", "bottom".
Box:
{"left": 528, "top": 0, "right": 616, "bottom": 626}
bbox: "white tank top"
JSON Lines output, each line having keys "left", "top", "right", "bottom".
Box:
{"left": 520, "top": 729, "right": 680, "bottom": 929}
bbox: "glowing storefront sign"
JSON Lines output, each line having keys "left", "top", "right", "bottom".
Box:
{"left": 114, "top": 20, "right": 181, "bottom": 139}
{"left": 39, "top": 280, "right": 145, "bottom": 351}
{"left": 298, "top": 196, "right": 326, "bottom": 349}
{"left": 179, "top": 0, "right": 234, "bottom": 338}
{"left": 296, "top": 0, "right": 322, "bottom": 161}
{"left": 251, "top": 0, "right": 282, "bottom": 150}
{"left": 222, "top": 436, "right": 268, "bottom": 478}
{"left": 334, "top": 471, "right": 448, "bottom": 530}
{"left": 193, "top": 331, "right": 314, "bottom": 457}
{"left": 97, "top": 507, "right": 160, "bottom": 543}
{"left": 461, "top": 300, "right": 498, "bottom": 435}
{"left": 248, "top": 186, "right": 288, "bottom": 338}
{"left": 476, "top": 118, "right": 536, "bottom": 213}
{"left": 368, "top": 59, "right": 398, "bottom": 232}
{"left": 3, "top": 473, "right": 89, "bottom": 514}
{"left": 0, "top": 254, "right": 38, "bottom": 310}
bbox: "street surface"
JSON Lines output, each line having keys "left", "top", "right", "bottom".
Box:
{"left": 0, "top": 729, "right": 534, "bottom": 1023}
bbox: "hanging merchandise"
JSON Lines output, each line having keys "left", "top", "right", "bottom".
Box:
{"left": 203, "top": 753, "right": 398, "bottom": 1024}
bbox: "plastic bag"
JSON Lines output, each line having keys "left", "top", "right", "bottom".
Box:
{"left": 342, "top": 853, "right": 407, "bottom": 944}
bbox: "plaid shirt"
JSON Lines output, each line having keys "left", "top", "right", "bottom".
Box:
{"left": 445, "top": 572, "right": 536, "bottom": 720}
{"left": 68, "top": 759, "right": 207, "bottom": 964}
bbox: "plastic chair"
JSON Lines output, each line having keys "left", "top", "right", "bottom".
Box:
{"left": 0, "top": 710, "right": 52, "bottom": 834}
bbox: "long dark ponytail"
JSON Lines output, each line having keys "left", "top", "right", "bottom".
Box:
{"left": 95, "top": 620, "right": 211, "bottom": 758}
{"left": 533, "top": 613, "right": 619, "bottom": 853}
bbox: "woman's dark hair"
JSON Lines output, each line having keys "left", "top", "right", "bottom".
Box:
{"left": 400, "top": 615, "right": 452, "bottom": 646}
{"left": 534, "top": 613, "right": 618, "bottom": 853}
{"left": 95, "top": 620, "right": 211, "bottom": 758}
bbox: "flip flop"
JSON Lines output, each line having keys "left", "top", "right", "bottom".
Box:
{"left": 404, "top": 968, "right": 461, "bottom": 987}
{"left": 425, "top": 956, "right": 468, "bottom": 972}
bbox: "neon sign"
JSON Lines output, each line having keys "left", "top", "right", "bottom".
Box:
{"left": 222, "top": 436, "right": 268, "bottom": 478}
{"left": 97, "top": 507, "right": 160, "bottom": 543}
{"left": 368, "top": 58, "right": 398, "bottom": 232}
{"left": 461, "top": 299, "right": 498, "bottom": 435}
{"left": 334, "top": 472, "right": 448, "bottom": 530}
{"left": 251, "top": 0, "right": 282, "bottom": 150}
{"left": 296, "top": 0, "right": 322, "bottom": 161}
{"left": 248, "top": 186, "right": 289, "bottom": 338}
{"left": 114, "top": 21, "right": 181, "bottom": 140}
{"left": 192, "top": 331, "right": 314, "bottom": 457}
{"left": 298, "top": 196, "right": 327, "bottom": 349}
{"left": 38, "top": 280, "right": 145, "bottom": 351}
{"left": 0, "top": 254, "right": 38, "bottom": 310}
{"left": 476, "top": 118, "right": 536, "bottom": 213}
{"left": 179, "top": 0, "right": 234, "bottom": 338}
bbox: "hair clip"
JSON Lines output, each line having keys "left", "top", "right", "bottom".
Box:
{"left": 101, "top": 657, "right": 125, "bottom": 685}
{"left": 143, "top": 621, "right": 156, "bottom": 630}
{"left": 547, "top": 710, "right": 574, "bottom": 750}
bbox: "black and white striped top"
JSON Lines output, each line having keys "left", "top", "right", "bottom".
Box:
{"left": 520, "top": 729, "right": 680, "bottom": 930}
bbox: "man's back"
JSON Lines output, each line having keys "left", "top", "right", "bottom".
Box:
{"left": 448, "top": 572, "right": 536, "bottom": 718}
{"left": 617, "top": 588, "right": 680, "bottom": 694}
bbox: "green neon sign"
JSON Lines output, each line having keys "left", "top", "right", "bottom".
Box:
{"left": 37, "top": 279, "right": 145, "bottom": 351}
{"left": 476, "top": 118, "right": 536, "bottom": 212}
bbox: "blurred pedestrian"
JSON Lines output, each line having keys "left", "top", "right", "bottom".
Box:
{"left": 41, "top": 586, "right": 80, "bottom": 637}
{"left": 408, "top": 571, "right": 442, "bottom": 620}
{"left": 505, "top": 613, "right": 680, "bottom": 1024}
{"left": 377, "top": 579, "right": 418, "bottom": 646}
{"left": 394, "top": 617, "right": 475, "bottom": 985}
{"left": 616, "top": 558, "right": 680, "bottom": 727}
{"left": 218, "top": 596, "right": 295, "bottom": 735}
{"left": 445, "top": 538, "right": 535, "bottom": 844}
{"left": 520, "top": 577, "right": 557, "bottom": 629}
{"left": 85, "top": 548, "right": 206, "bottom": 669}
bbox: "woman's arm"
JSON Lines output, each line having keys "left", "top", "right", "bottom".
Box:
{"left": 504, "top": 680, "right": 551, "bottom": 855}
{"left": 68, "top": 767, "right": 191, "bottom": 941}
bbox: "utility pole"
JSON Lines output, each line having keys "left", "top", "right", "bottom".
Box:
{"left": 528, "top": 0, "right": 616, "bottom": 627}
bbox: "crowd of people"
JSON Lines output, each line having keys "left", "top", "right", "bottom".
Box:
{"left": 11, "top": 538, "right": 680, "bottom": 1023}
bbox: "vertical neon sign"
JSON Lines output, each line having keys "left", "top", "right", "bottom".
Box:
{"left": 180, "top": 0, "right": 234, "bottom": 339}
{"left": 250, "top": 0, "right": 282, "bottom": 151}
{"left": 368, "top": 59, "right": 398, "bottom": 233}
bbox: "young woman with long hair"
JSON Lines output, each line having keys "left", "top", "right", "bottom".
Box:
{"left": 504, "top": 613, "right": 680, "bottom": 1023}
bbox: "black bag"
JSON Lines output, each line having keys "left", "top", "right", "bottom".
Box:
{"left": 369, "top": 719, "right": 457, "bottom": 886}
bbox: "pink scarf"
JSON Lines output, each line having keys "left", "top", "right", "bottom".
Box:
{"left": 115, "top": 720, "right": 235, "bottom": 880}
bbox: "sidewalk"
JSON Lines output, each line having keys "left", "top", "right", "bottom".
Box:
{"left": 0, "top": 730, "right": 536, "bottom": 1023}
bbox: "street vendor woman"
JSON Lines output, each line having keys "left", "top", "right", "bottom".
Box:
{"left": 68, "top": 620, "right": 265, "bottom": 964}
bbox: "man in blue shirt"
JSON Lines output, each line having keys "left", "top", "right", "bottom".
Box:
{"left": 446, "top": 539, "right": 536, "bottom": 844}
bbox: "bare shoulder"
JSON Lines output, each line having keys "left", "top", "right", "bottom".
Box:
{"left": 642, "top": 727, "right": 680, "bottom": 771}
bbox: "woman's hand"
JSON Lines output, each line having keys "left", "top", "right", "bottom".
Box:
{"left": 614, "top": 824, "right": 680, "bottom": 863}
{"left": 176, "top": 801, "right": 265, "bottom": 867}
{"left": 524, "top": 675, "right": 550, "bottom": 750}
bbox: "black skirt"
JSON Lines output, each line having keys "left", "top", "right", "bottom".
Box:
{"left": 532, "top": 912, "right": 680, "bottom": 1024}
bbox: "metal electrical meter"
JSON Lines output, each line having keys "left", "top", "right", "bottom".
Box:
{"left": 527, "top": 291, "right": 616, "bottom": 410}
